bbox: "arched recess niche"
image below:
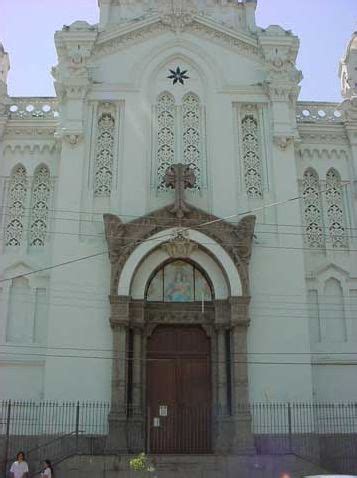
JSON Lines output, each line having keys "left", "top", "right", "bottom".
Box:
{"left": 120, "top": 228, "right": 239, "bottom": 299}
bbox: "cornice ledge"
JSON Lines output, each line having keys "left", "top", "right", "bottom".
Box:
{"left": 3, "top": 142, "right": 58, "bottom": 155}
{"left": 311, "top": 354, "right": 357, "bottom": 365}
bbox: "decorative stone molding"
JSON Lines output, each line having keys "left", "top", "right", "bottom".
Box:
{"left": 145, "top": 302, "right": 215, "bottom": 324}
{"left": 160, "top": 13, "right": 195, "bottom": 31}
{"left": 298, "top": 132, "right": 348, "bottom": 146}
{"left": 230, "top": 296, "right": 251, "bottom": 327}
{"left": 110, "top": 295, "right": 130, "bottom": 326}
{"left": 52, "top": 22, "right": 97, "bottom": 101}
{"left": 298, "top": 147, "right": 349, "bottom": 161}
{"left": 4, "top": 125, "right": 57, "bottom": 138}
{"left": 6, "top": 97, "right": 59, "bottom": 120}
{"left": 273, "top": 134, "right": 294, "bottom": 150}
{"left": 103, "top": 203, "right": 256, "bottom": 296}
{"left": 161, "top": 230, "right": 198, "bottom": 258}
{"left": 340, "top": 96, "right": 357, "bottom": 123}
{"left": 296, "top": 102, "right": 344, "bottom": 124}
{"left": 55, "top": 129, "right": 84, "bottom": 146}
{"left": 3, "top": 142, "right": 58, "bottom": 155}
{"left": 94, "top": 16, "right": 260, "bottom": 60}
{"left": 340, "top": 32, "right": 357, "bottom": 99}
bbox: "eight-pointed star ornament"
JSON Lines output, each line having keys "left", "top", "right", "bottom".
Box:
{"left": 167, "top": 66, "right": 189, "bottom": 85}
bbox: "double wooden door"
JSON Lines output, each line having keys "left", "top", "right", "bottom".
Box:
{"left": 146, "top": 325, "right": 212, "bottom": 454}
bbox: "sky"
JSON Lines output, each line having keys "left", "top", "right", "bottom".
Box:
{"left": 0, "top": 0, "right": 356, "bottom": 101}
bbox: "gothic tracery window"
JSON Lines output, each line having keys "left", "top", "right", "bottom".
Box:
{"left": 325, "top": 169, "right": 347, "bottom": 248}
{"left": 182, "top": 93, "right": 201, "bottom": 190}
{"left": 302, "top": 169, "right": 324, "bottom": 249}
{"left": 241, "top": 109, "right": 263, "bottom": 199}
{"left": 29, "top": 166, "right": 51, "bottom": 247}
{"left": 156, "top": 93, "right": 176, "bottom": 191}
{"left": 5, "top": 165, "right": 28, "bottom": 247}
{"left": 94, "top": 112, "right": 115, "bottom": 196}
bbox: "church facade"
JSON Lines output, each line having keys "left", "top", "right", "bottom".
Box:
{"left": 1, "top": 0, "right": 357, "bottom": 455}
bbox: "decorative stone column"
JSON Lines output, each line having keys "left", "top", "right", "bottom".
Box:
{"left": 217, "top": 327, "right": 228, "bottom": 413}
{"left": 230, "top": 296, "right": 255, "bottom": 454}
{"left": 128, "top": 300, "right": 145, "bottom": 451}
{"left": 107, "top": 295, "right": 130, "bottom": 452}
{"left": 132, "top": 327, "right": 143, "bottom": 413}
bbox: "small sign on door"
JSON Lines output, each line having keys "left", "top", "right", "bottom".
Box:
{"left": 153, "top": 417, "right": 160, "bottom": 427}
{"left": 159, "top": 405, "right": 168, "bottom": 416}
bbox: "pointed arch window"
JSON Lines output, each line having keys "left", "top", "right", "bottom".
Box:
{"left": 325, "top": 169, "right": 347, "bottom": 248}
{"left": 5, "top": 165, "right": 28, "bottom": 246}
{"left": 302, "top": 169, "right": 324, "bottom": 248}
{"left": 182, "top": 93, "right": 201, "bottom": 191}
{"left": 241, "top": 107, "right": 263, "bottom": 199}
{"left": 29, "top": 166, "right": 51, "bottom": 247}
{"left": 156, "top": 93, "right": 176, "bottom": 191}
{"left": 94, "top": 112, "right": 115, "bottom": 196}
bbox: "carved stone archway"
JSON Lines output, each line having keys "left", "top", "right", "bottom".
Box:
{"left": 104, "top": 204, "right": 256, "bottom": 454}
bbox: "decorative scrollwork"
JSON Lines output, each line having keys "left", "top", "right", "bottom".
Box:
{"left": 5, "top": 166, "right": 28, "bottom": 247}
{"left": 241, "top": 109, "right": 263, "bottom": 199}
{"left": 156, "top": 93, "right": 176, "bottom": 191}
{"left": 30, "top": 166, "right": 51, "bottom": 247}
{"left": 302, "top": 169, "right": 324, "bottom": 249}
{"left": 182, "top": 93, "right": 201, "bottom": 190}
{"left": 94, "top": 112, "right": 115, "bottom": 196}
{"left": 325, "top": 169, "right": 347, "bottom": 248}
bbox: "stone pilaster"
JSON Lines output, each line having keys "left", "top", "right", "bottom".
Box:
{"left": 107, "top": 295, "right": 130, "bottom": 453}
{"left": 230, "top": 296, "right": 255, "bottom": 454}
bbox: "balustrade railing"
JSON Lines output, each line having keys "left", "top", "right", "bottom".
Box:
{"left": 7, "top": 98, "right": 59, "bottom": 119}
{"left": 296, "top": 102, "right": 344, "bottom": 123}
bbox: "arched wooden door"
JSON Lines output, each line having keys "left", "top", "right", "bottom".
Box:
{"left": 147, "top": 325, "right": 211, "bottom": 454}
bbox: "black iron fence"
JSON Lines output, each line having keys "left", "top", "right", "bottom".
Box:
{"left": 0, "top": 401, "right": 357, "bottom": 475}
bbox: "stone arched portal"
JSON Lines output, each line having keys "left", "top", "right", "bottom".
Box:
{"left": 103, "top": 204, "right": 256, "bottom": 454}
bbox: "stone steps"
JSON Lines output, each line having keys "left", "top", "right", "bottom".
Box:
{"left": 53, "top": 453, "right": 331, "bottom": 478}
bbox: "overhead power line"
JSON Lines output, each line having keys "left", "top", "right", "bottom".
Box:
{"left": 0, "top": 350, "right": 355, "bottom": 366}
{"left": 0, "top": 183, "right": 354, "bottom": 284}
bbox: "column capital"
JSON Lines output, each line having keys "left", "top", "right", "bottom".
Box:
{"left": 109, "top": 295, "right": 130, "bottom": 326}
{"left": 229, "top": 296, "right": 251, "bottom": 327}
{"left": 109, "top": 318, "right": 129, "bottom": 329}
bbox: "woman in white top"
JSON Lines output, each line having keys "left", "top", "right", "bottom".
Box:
{"left": 41, "top": 460, "right": 53, "bottom": 478}
{"left": 9, "top": 451, "right": 29, "bottom": 478}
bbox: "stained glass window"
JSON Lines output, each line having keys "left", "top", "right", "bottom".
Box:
{"left": 146, "top": 260, "right": 212, "bottom": 302}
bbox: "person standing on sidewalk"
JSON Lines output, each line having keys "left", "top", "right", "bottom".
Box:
{"left": 9, "top": 451, "right": 29, "bottom": 478}
{"left": 41, "top": 459, "right": 53, "bottom": 478}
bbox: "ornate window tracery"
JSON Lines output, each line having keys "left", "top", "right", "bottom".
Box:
{"left": 182, "top": 93, "right": 201, "bottom": 190}
{"left": 5, "top": 165, "right": 28, "bottom": 247}
{"left": 325, "top": 169, "right": 347, "bottom": 248}
{"left": 94, "top": 112, "right": 115, "bottom": 196}
{"left": 29, "top": 166, "right": 51, "bottom": 247}
{"left": 155, "top": 92, "right": 203, "bottom": 191}
{"left": 156, "top": 93, "right": 176, "bottom": 191}
{"left": 146, "top": 260, "right": 212, "bottom": 302}
{"left": 302, "top": 169, "right": 324, "bottom": 249}
{"left": 241, "top": 108, "right": 263, "bottom": 199}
